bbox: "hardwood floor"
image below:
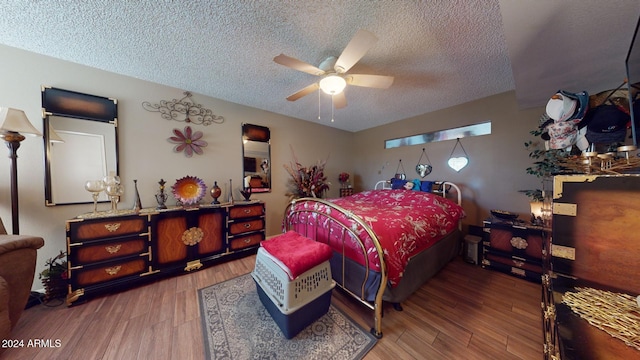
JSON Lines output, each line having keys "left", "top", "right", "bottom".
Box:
{"left": 4, "top": 256, "right": 542, "bottom": 360}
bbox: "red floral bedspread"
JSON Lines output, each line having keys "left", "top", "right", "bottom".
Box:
{"left": 289, "top": 189, "right": 465, "bottom": 287}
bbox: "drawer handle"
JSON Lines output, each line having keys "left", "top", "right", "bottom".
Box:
{"left": 105, "top": 223, "right": 121, "bottom": 232}
{"left": 510, "top": 236, "right": 528, "bottom": 250}
{"left": 244, "top": 223, "right": 252, "bottom": 229}
{"left": 243, "top": 209, "right": 251, "bottom": 214}
{"left": 105, "top": 244, "right": 122, "bottom": 254}
{"left": 243, "top": 238, "right": 251, "bottom": 243}
{"left": 105, "top": 266, "right": 122, "bottom": 276}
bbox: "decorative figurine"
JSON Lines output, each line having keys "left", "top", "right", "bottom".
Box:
{"left": 210, "top": 181, "right": 222, "bottom": 205}
{"left": 155, "top": 179, "right": 168, "bottom": 209}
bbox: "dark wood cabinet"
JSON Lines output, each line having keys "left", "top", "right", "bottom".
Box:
{"left": 481, "top": 219, "right": 544, "bottom": 282}
{"left": 542, "top": 175, "right": 640, "bottom": 359}
{"left": 151, "top": 207, "right": 226, "bottom": 271}
{"left": 66, "top": 201, "right": 265, "bottom": 305}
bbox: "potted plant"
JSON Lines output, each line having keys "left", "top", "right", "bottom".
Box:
{"left": 39, "top": 250, "right": 68, "bottom": 302}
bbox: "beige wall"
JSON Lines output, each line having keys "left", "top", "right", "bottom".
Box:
{"left": 353, "top": 91, "right": 545, "bottom": 228}
{"left": 1, "top": 44, "right": 546, "bottom": 291}
{"left": 0, "top": 44, "right": 354, "bottom": 290}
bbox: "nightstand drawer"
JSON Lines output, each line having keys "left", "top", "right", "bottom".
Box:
{"left": 229, "top": 232, "right": 264, "bottom": 250}
{"left": 71, "top": 217, "right": 147, "bottom": 242}
{"left": 228, "top": 204, "right": 264, "bottom": 219}
{"left": 73, "top": 237, "right": 147, "bottom": 264}
{"left": 487, "top": 225, "right": 543, "bottom": 260}
{"left": 73, "top": 258, "right": 146, "bottom": 287}
{"left": 229, "top": 219, "right": 265, "bottom": 235}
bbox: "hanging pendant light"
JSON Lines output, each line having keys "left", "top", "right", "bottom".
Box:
{"left": 447, "top": 138, "right": 469, "bottom": 172}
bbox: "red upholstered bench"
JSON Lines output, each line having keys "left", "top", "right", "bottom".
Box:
{"left": 251, "top": 230, "right": 335, "bottom": 339}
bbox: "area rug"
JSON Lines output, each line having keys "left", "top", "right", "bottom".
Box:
{"left": 198, "top": 273, "right": 377, "bottom": 359}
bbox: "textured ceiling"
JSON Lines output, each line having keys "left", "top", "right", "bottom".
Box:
{"left": 0, "top": 1, "right": 638, "bottom": 132}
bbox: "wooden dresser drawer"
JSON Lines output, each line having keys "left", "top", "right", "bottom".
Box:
{"left": 73, "top": 237, "right": 147, "bottom": 264}
{"left": 228, "top": 204, "right": 264, "bottom": 219}
{"left": 73, "top": 258, "right": 146, "bottom": 287}
{"left": 71, "top": 217, "right": 147, "bottom": 242}
{"left": 488, "top": 225, "right": 543, "bottom": 260}
{"left": 229, "top": 219, "right": 264, "bottom": 235}
{"left": 229, "top": 232, "right": 264, "bottom": 250}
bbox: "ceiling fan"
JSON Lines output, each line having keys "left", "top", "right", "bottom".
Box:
{"left": 273, "top": 29, "right": 394, "bottom": 109}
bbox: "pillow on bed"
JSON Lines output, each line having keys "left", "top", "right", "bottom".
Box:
{"left": 390, "top": 178, "right": 407, "bottom": 189}
{"left": 410, "top": 179, "right": 421, "bottom": 191}
{"left": 420, "top": 181, "right": 433, "bottom": 192}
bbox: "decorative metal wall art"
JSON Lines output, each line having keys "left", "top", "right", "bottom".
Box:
{"left": 415, "top": 148, "right": 433, "bottom": 178}
{"left": 394, "top": 159, "right": 406, "bottom": 180}
{"left": 169, "top": 126, "right": 207, "bottom": 157}
{"left": 142, "top": 91, "right": 224, "bottom": 125}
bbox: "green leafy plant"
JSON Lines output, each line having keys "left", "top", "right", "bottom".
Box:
{"left": 520, "top": 127, "right": 570, "bottom": 202}
{"left": 39, "top": 250, "right": 67, "bottom": 281}
{"left": 39, "top": 250, "right": 68, "bottom": 302}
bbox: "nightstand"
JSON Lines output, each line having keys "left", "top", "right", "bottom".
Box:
{"left": 339, "top": 188, "right": 354, "bottom": 197}
{"left": 481, "top": 217, "right": 544, "bottom": 282}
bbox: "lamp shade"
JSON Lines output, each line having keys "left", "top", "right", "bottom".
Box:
{"left": 0, "top": 107, "right": 42, "bottom": 136}
{"left": 48, "top": 126, "right": 65, "bottom": 143}
{"left": 319, "top": 75, "right": 347, "bottom": 95}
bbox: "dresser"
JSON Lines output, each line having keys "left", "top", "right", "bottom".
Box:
{"left": 66, "top": 201, "right": 265, "bottom": 305}
{"left": 481, "top": 218, "right": 544, "bottom": 282}
{"left": 542, "top": 175, "right": 640, "bottom": 359}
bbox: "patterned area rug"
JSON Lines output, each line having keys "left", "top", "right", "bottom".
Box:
{"left": 198, "top": 273, "right": 377, "bottom": 359}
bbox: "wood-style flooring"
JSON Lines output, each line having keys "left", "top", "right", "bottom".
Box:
{"left": 4, "top": 255, "right": 542, "bottom": 360}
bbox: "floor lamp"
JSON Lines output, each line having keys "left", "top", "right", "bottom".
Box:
{"left": 0, "top": 107, "right": 42, "bottom": 235}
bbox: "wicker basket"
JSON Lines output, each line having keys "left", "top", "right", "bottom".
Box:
{"left": 42, "top": 277, "right": 67, "bottom": 302}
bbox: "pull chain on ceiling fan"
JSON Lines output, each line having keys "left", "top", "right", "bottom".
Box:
{"left": 273, "top": 29, "right": 394, "bottom": 112}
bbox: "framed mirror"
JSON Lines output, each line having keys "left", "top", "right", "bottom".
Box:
{"left": 242, "top": 123, "right": 270, "bottom": 193}
{"left": 42, "top": 87, "right": 118, "bottom": 206}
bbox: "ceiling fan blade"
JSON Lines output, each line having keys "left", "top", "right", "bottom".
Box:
{"left": 286, "top": 83, "right": 319, "bottom": 101}
{"left": 346, "top": 74, "right": 394, "bottom": 89}
{"left": 333, "top": 92, "right": 347, "bottom": 109}
{"left": 334, "top": 29, "right": 378, "bottom": 73}
{"left": 274, "top": 54, "right": 325, "bottom": 76}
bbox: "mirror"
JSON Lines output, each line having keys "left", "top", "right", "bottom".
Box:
{"left": 242, "top": 123, "right": 270, "bottom": 193}
{"left": 42, "top": 87, "right": 118, "bottom": 206}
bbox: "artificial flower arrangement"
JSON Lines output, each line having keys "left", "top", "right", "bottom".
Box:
{"left": 39, "top": 250, "right": 68, "bottom": 301}
{"left": 283, "top": 146, "right": 330, "bottom": 199}
{"left": 338, "top": 172, "right": 350, "bottom": 185}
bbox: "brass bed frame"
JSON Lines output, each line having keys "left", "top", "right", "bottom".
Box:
{"left": 283, "top": 181, "right": 462, "bottom": 338}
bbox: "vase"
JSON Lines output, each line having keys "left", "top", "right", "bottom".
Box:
{"left": 210, "top": 181, "right": 222, "bottom": 204}
{"left": 132, "top": 179, "right": 142, "bottom": 212}
{"left": 228, "top": 179, "right": 234, "bottom": 204}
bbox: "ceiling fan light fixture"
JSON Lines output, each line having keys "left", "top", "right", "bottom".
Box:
{"left": 319, "top": 75, "right": 346, "bottom": 95}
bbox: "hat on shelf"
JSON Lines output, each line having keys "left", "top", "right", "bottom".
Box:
{"left": 543, "top": 90, "right": 589, "bottom": 149}
{"left": 584, "top": 104, "right": 630, "bottom": 144}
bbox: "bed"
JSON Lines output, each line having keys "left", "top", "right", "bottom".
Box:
{"left": 283, "top": 180, "right": 465, "bottom": 338}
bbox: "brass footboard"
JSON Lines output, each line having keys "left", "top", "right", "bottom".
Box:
{"left": 284, "top": 198, "right": 387, "bottom": 338}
